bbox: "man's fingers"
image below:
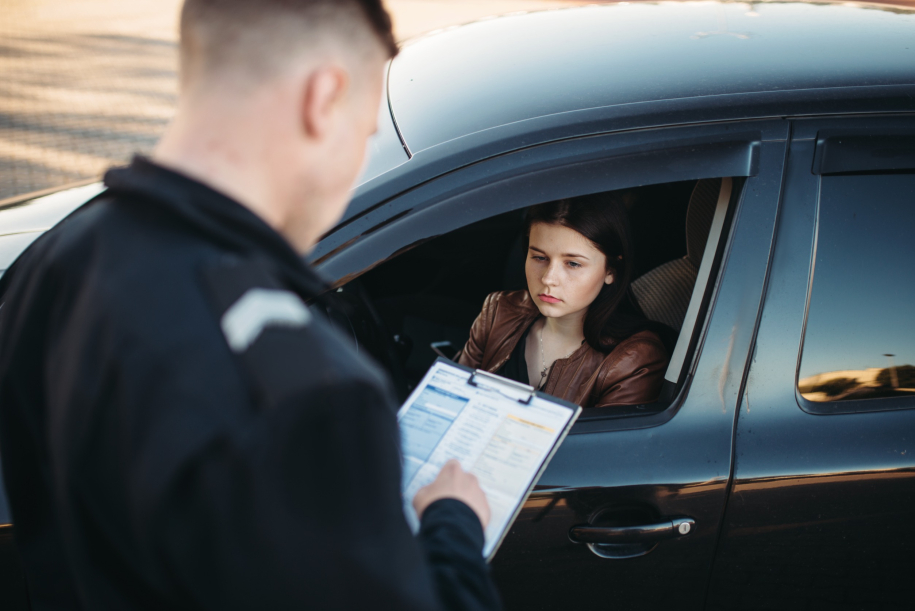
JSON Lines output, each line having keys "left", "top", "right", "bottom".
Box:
{"left": 442, "top": 459, "right": 461, "bottom": 474}
{"left": 413, "top": 460, "right": 489, "bottom": 525}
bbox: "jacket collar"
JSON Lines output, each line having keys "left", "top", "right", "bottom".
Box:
{"left": 102, "top": 156, "right": 329, "bottom": 299}
{"left": 485, "top": 291, "right": 595, "bottom": 376}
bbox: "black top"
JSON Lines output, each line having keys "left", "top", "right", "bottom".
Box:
{"left": 497, "top": 324, "right": 536, "bottom": 388}
{"left": 0, "top": 157, "right": 501, "bottom": 611}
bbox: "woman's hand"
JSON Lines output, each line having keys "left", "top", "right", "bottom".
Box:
{"left": 413, "top": 459, "right": 491, "bottom": 529}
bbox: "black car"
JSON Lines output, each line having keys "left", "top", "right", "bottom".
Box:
{"left": 2, "top": 2, "right": 914, "bottom": 609}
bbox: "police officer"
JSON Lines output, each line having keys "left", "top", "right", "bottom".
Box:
{"left": 0, "top": 1, "right": 501, "bottom": 609}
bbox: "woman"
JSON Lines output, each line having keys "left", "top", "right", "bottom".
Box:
{"left": 455, "top": 195, "right": 668, "bottom": 408}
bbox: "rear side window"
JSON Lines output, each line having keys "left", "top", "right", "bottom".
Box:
{"left": 798, "top": 173, "right": 915, "bottom": 407}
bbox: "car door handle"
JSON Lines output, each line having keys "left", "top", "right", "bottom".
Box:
{"left": 569, "top": 517, "right": 695, "bottom": 544}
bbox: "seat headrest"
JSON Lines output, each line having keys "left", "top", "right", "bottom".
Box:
{"left": 685, "top": 178, "right": 722, "bottom": 268}
{"left": 630, "top": 177, "right": 724, "bottom": 333}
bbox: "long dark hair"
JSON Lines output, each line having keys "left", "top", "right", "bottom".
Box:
{"left": 522, "top": 194, "right": 659, "bottom": 352}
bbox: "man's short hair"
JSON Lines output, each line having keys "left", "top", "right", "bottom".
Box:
{"left": 180, "top": 0, "right": 397, "bottom": 87}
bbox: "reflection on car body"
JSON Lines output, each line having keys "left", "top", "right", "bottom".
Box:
{"left": 1, "top": 1, "right": 915, "bottom": 609}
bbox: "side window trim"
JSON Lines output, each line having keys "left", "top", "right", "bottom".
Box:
{"left": 317, "top": 131, "right": 765, "bottom": 277}
{"left": 812, "top": 131, "right": 915, "bottom": 175}
{"left": 312, "top": 123, "right": 774, "bottom": 266}
{"left": 665, "top": 177, "right": 733, "bottom": 384}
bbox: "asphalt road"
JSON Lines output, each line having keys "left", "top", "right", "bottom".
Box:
{"left": 0, "top": 0, "right": 590, "bottom": 202}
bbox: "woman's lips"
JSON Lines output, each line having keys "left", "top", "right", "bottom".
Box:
{"left": 538, "top": 294, "right": 561, "bottom": 304}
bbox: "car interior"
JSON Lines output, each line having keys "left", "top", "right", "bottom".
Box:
{"left": 318, "top": 176, "right": 739, "bottom": 418}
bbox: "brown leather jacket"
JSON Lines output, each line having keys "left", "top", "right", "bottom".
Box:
{"left": 455, "top": 291, "right": 668, "bottom": 408}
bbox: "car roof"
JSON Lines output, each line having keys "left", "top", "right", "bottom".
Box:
{"left": 388, "top": 1, "right": 915, "bottom": 155}
{"left": 0, "top": 182, "right": 104, "bottom": 274}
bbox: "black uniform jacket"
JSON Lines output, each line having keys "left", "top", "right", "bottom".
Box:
{"left": 0, "top": 158, "right": 501, "bottom": 610}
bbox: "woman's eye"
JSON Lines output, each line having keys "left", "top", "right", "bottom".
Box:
{"left": 531, "top": 255, "right": 547, "bottom": 262}
{"left": 567, "top": 261, "right": 582, "bottom": 268}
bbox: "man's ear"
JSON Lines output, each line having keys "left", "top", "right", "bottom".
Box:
{"left": 301, "top": 64, "right": 350, "bottom": 139}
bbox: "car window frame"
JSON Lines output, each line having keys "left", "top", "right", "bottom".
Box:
{"left": 796, "top": 125, "right": 915, "bottom": 416}
{"left": 315, "top": 120, "right": 787, "bottom": 431}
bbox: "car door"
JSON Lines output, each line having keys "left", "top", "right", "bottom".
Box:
{"left": 0, "top": 475, "right": 28, "bottom": 610}
{"left": 706, "top": 116, "right": 915, "bottom": 609}
{"left": 316, "top": 120, "right": 790, "bottom": 610}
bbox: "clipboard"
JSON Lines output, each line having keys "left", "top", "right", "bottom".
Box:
{"left": 398, "top": 357, "right": 582, "bottom": 560}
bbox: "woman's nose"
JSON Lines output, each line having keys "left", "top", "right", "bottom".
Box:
{"left": 542, "top": 262, "right": 560, "bottom": 286}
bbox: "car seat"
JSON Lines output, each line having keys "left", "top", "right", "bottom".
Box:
{"left": 630, "top": 178, "right": 722, "bottom": 331}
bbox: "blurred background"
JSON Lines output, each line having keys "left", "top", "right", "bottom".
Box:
{"left": 0, "top": 0, "right": 600, "bottom": 201}
{"left": 4, "top": 0, "right": 914, "bottom": 203}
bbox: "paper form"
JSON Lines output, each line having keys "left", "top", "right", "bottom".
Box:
{"left": 398, "top": 360, "right": 579, "bottom": 558}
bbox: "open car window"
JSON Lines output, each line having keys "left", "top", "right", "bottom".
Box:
{"left": 317, "top": 174, "right": 743, "bottom": 421}
{"left": 313, "top": 122, "right": 777, "bottom": 424}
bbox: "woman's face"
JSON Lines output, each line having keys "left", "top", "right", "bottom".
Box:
{"left": 525, "top": 222, "right": 614, "bottom": 321}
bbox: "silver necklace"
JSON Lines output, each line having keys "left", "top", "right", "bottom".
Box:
{"left": 539, "top": 324, "right": 579, "bottom": 388}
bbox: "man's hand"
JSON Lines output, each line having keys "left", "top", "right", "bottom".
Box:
{"left": 413, "top": 460, "right": 491, "bottom": 529}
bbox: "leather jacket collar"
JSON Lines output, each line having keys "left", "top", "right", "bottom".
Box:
{"left": 456, "top": 291, "right": 668, "bottom": 408}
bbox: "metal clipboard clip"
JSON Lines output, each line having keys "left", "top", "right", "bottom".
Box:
{"left": 467, "top": 370, "right": 535, "bottom": 405}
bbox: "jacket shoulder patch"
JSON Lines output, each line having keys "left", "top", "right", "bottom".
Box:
{"left": 221, "top": 288, "right": 311, "bottom": 352}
